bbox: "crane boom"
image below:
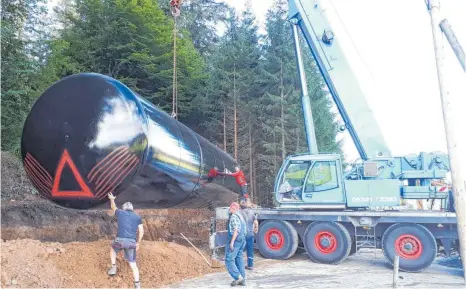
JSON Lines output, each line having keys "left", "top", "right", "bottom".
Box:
{"left": 288, "top": 0, "right": 391, "bottom": 160}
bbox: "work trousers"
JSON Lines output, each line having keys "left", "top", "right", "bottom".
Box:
{"left": 245, "top": 236, "right": 254, "bottom": 268}
{"left": 240, "top": 185, "right": 248, "bottom": 198}
{"left": 225, "top": 239, "right": 246, "bottom": 280}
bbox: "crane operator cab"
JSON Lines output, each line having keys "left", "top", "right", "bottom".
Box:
{"left": 275, "top": 154, "right": 346, "bottom": 208}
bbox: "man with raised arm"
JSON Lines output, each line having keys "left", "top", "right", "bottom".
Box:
{"left": 107, "top": 193, "right": 144, "bottom": 289}
{"left": 224, "top": 166, "right": 249, "bottom": 199}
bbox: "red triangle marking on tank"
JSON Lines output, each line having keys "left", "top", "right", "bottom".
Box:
{"left": 52, "top": 149, "right": 94, "bottom": 198}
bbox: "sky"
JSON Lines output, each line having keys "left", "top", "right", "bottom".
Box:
{"left": 224, "top": 0, "right": 466, "bottom": 162}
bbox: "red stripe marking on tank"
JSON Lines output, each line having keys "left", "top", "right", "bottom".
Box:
{"left": 94, "top": 150, "right": 133, "bottom": 187}
{"left": 24, "top": 166, "right": 51, "bottom": 198}
{"left": 25, "top": 153, "right": 53, "bottom": 184}
{"left": 25, "top": 173, "right": 48, "bottom": 199}
{"left": 24, "top": 163, "right": 51, "bottom": 192}
{"left": 24, "top": 158, "right": 52, "bottom": 188}
{"left": 52, "top": 149, "right": 94, "bottom": 198}
{"left": 89, "top": 148, "right": 130, "bottom": 183}
{"left": 95, "top": 156, "right": 139, "bottom": 199}
{"left": 25, "top": 153, "right": 52, "bottom": 180}
{"left": 96, "top": 157, "right": 138, "bottom": 200}
{"left": 88, "top": 147, "right": 130, "bottom": 182}
{"left": 94, "top": 154, "right": 137, "bottom": 196}
{"left": 24, "top": 165, "right": 51, "bottom": 198}
{"left": 87, "top": 146, "right": 129, "bottom": 180}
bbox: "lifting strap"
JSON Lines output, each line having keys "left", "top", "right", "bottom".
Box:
{"left": 170, "top": 0, "right": 181, "bottom": 119}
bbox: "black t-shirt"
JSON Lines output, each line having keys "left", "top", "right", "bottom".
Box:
{"left": 115, "top": 209, "right": 142, "bottom": 240}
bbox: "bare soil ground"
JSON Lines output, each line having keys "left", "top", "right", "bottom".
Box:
{"left": 171, "top": 250, "right": 464, "bottom": 288}
{"left": 1, "top": 151, "right": 38, "bottom": 202}
{"left": 1, "top": 239, "right": 223, "bottom": 288}
{"left": 1, "top": 151, "right": 223, "bottom": 288}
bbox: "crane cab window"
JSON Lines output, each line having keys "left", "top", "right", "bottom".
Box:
{"left": 304, "top": 161, "right": 339, "bottom": 192}
{"left": 278, "top": 161, "right": 311, "bottom": 202}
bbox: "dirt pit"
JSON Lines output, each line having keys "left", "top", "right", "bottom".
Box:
{"left": 1, "top": 200, "right": 215, "bottom": 244}
{"left": 1, "top": 238, "right": 223, "bottom": 288}
{"left": 1, "top": 151, "right": 228, "bottom": 288}
{"left": 0, "top": 200, "right": 221, "bottom": 288}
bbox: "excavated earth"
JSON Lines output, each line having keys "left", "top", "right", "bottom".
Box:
{"left": 1, "top": 152, "right": 224, "bottom": 288}
{"left": 1, "top": 239, "right": 223, "bottom": 288}
{"left": 1, "top": 151, "right": 216, "bottom": 245}
{"left": 1, "top": 200, "right": 215, "bottom": 245}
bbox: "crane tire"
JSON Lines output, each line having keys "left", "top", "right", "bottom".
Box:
{"left": 257, "top": 220, "right": 298, "bottom": 260}
{"left": 303, "top": 221, "right": 352, "bottom": 265}
{"left": 382, "top": 223, "right": 437, "bottom": 273}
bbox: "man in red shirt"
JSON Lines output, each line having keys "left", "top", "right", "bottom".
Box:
{"left": 207, "top": 167, "right": 220, "bottom": 182}
{"left": 226, "top": 166, "right": 249, "bottom": 199}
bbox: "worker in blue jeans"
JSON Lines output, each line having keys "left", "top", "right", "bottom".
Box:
{"left": 239, "top": 198, "right": 258, "bottom": 270}
{"left": 225, "top": 202, "right": 247, "bottom": 286}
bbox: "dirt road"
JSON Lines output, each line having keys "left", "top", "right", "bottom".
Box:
{"left": 169, "top": 250, "right": 464, "bottom": 288}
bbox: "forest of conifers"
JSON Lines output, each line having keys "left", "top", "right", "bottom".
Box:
{"left": 1, "top": 0, "right": 342, "bottom": 206}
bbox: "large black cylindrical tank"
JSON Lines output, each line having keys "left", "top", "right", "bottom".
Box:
{"left": 21, "top": 73, "right": 239, "bottom": 210}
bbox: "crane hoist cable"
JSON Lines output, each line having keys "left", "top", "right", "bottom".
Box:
{"left": 170, "top": 0, "right": 181, "bottom": 119}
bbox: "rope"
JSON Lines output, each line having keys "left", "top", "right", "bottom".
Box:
{"left": 170, "top": 0, "right": 181, "bottom": 119}
{"left": 171, "top": 16, "right": 178, "bottom": 119}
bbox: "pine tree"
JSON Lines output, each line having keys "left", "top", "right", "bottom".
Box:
{"left": 230, "top": 2, "right": 263, "bottom": 200}
{"left": 253, "top": 0, "right": 342, "bottom": 206}
{"left": 45, "top": 0, "right": 206, "bottom": 119}
{"left": 197, "top": 8, "right": 239, "bottom": 150}
{"left": 161, "top": 0, "right": 230, "bottom": 57}
{"left": 1, "top": 0, "right": 50, "bottom": 154}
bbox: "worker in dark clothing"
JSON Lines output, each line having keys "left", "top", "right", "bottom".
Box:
{"left": 225, "top": 202, "right": 247, "bottom": 286}
{"left": 239, "top": 198, "right": 258, "bottom": 270}
{"left": 225, "top": 166, "right": 249, "bottom": 199}
{"left": 107, "top": 193, "right": 144, "bottom": 289}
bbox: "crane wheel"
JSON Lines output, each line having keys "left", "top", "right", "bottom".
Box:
{"left": 256, "top": 220, "right": 298, "bottom": 260}
{"left": 382, "top": 223, "right": 437, "bottom": 272}
{"left": 303, "top": 221, "right": 351, "bottom": 265}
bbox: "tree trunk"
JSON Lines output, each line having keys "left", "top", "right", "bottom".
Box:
{"left": 253, "top": 156, "right": 257, "bottom": 203}
{"left": 233, "top": 64, "right": 238, "bottom": 160}
{"left": 248, "top": 118, "right": 253, "bottom": 199}
{"left": 223, "top": 103, "right": 227, "bottom": 151}
{"left": 273, "top": 130, "right": 277, "bottom": 172}
{"left": 296, "top": 127, "right": 300, "bottom": 152}
{"left": 280, "top": 63, "right": 286, "bottom": 161}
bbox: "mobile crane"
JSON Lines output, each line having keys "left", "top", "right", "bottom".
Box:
{"left": 209, "top": 0, "right": 461, "bottom": 273}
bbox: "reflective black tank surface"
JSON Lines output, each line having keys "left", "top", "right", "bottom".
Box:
{"left": 21, "top": 73, "right": 239, "bottom": 210}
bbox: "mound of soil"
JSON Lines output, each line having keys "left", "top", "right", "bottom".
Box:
{"left": 1, "top": 239, "right": 223, "bottom": 288}
{"left": 1, "top": 151, "right": 38, "bottom": 202}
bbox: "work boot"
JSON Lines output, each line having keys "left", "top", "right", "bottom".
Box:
{"left": 231, "top": 277, "right": 245, "bottom": 287}
{"left": 245, "top": 266, "right": 253, "bottom": 270}
{"left": 108, "top": 265, "right": 117, "bottom": 276}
